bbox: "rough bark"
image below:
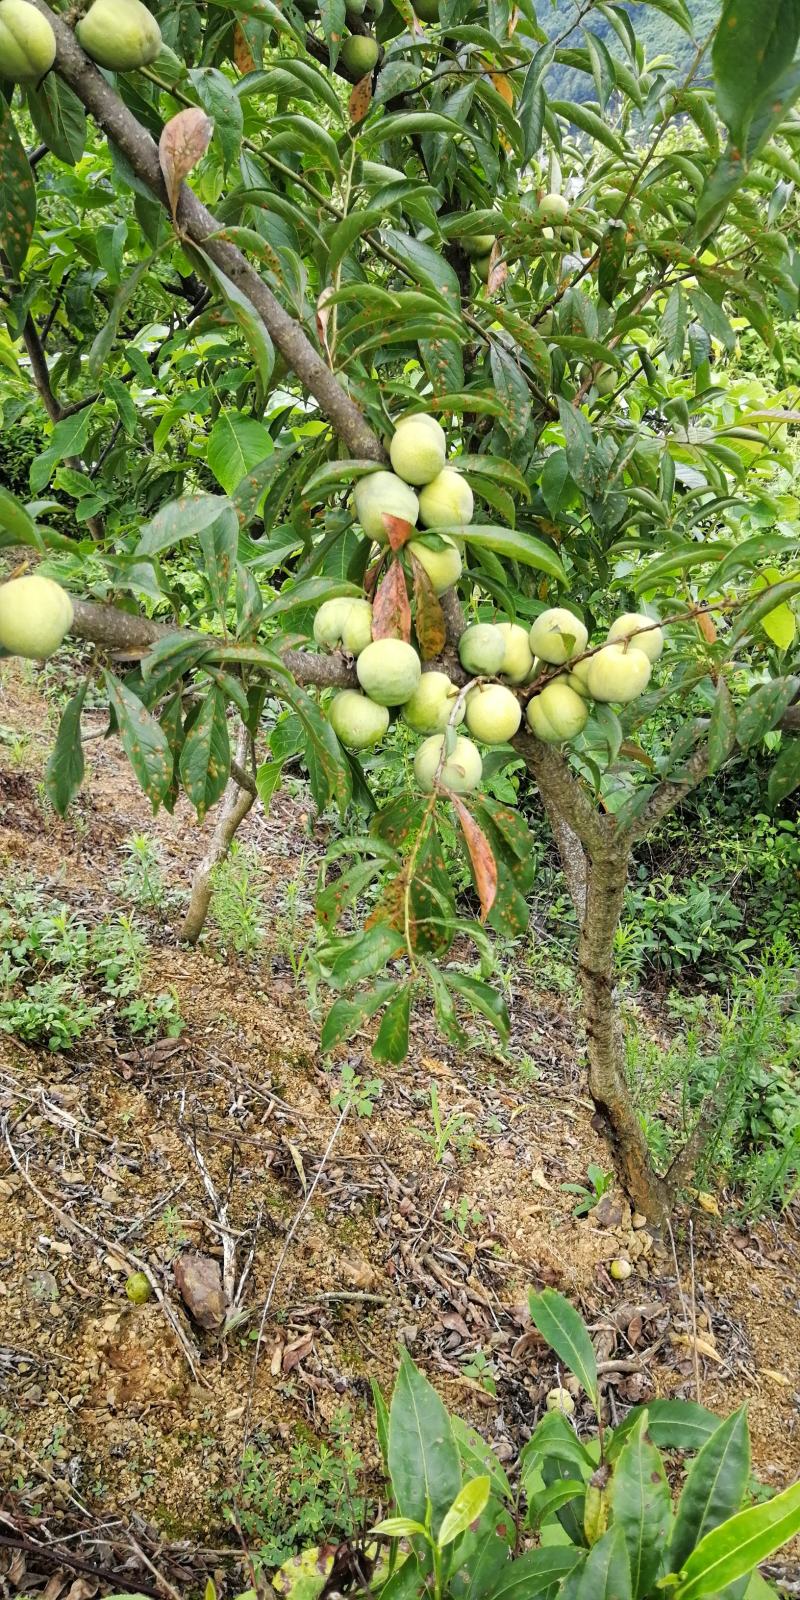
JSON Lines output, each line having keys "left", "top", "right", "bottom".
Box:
{"left": 579, "top": 850, "right": 668, "bottom": 1222}
{"left": 180, "top": 726, "right": 255, "bottom": 944}
{"left": 34, "top": 1, "right": 384, "bottom": 463}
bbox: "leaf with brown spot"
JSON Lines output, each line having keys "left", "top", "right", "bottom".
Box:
{"left": 349, "top": 73, "right": 373, "bottom": 123}
{"left": 372, "top": 557, "right": 411, "bottom": 641}
{"left": 451, "top": 796, "right": 498, "bottom": 921}
{"left": 409, "top": 551, "right": 446, "bottom": 659}
{"left": 382, "top": 513, "right": 414, "bottom": 552}
{"left": 696, "top": 609, "right": 717, "bottom": 643}
{"left": 159, "top": 108, "right": 213, "bottom": 224}
{"left": 488, "top": 255, "right": 508, "bottom": 295}
{"left": 233, "top": 22, "right": 256, "bottom": 72}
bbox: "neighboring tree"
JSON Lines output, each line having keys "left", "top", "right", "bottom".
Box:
{"left": 1, "top": 0, "right": 799, "bottom": 1220}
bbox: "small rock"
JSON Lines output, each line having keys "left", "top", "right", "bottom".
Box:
{"left": 631, "top": 1212, "right": 647, "bottom": 1229}
{"left": 173, "top": 1251, "right": 226, "bottom": 1330}
{"left": 24, "top": 1268, "right": 59, "bottom": 1304}
{"left": 590, "top": 1192, "right": 630, "bottom": 1230}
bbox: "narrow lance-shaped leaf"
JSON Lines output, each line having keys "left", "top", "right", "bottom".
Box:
{"left": 670, "top": 1406, "right": 751, "bottom": 1574}
{"left": 179, "top": 686, "right": 231, "bottom": 820}
{"left": 373, "top": 559, "right": 412, "bottom": 642}
{"left": 528, "top": 1289, "right": 599, "bottom": 1409}
{"left": 608, "top": 1411, "right": 671, "bottom": 1599}
{"left": 104, "top": 673, "right": 173, "bottom": 812}
{"left": 387, "top": 1348, "right": 462, "bottom": 1537}
{"left": 452, "top": 796, "right": 498, "bottom": 921}
{"left": 45, "top": 680, "right": 88, "bottom": 815}
{"left": 671, "top": 1479, "right": 800, "bottom": 1600}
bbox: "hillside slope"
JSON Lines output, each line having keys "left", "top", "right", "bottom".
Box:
{"left": 543, "top": 0, "right": 717, "bottom": 96}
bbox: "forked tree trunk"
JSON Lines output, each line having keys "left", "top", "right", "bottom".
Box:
{"left": 180, "top": 726, "right": 256, "bottom": 945}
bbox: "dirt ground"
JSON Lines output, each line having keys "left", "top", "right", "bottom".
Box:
{"left": 1, "top": 661, "right": 798, "bottom": 1595}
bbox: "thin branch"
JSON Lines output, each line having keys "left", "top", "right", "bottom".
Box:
{"left": 36, "top": 1, "right": 384, "bottom": 461}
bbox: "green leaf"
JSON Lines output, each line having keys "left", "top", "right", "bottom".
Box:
{"left": 27, "top": 76, "right": 87, "bottom": 166}
{"left": 30, "top": 409, "right": 96, "bottom": 495}
{"left": 672, "top": 1479, "right": 800, "bottom": 1600}
{"left": 445, "top": 972, "right": 509, "bottom": 1040}
{"left": 137, "top": 494, "right": 228, "bottom": 558}
{"left": 598, "top": 222, "right": 626, "bottom": 305}
{"left": 437, "top": 1477, "right": 491, "bottom": 1549}
{"left": 735, "top": 678, "right": 799, "bottom": 749}
{"left": 104, "top": 673, "right": 173, "bottom": 811}
{"left": 768, "top": 734, "right": 800, "bottom": 805}
{"left": 262, "top": 576, "right": 361, "bottom": 619}
{"left": 0, "top": 487, "right": 43, "bottom": 550}
{"left": 387, "top": 1348, "right": 462, "bottom": 1538}
{"left": 484, "top": 1547, "right": 584, "bottom": 1600}
{"left": 708, "top": 679, "right": 737, "bottom": 773}
{"left": 326, "top": 206, "right": 386, "bottom": 274}
{"left": 609, "top": 1402, "right": 721, "bottom": 1457}
{"left": 198, "top": 251, "right": 275, "bottom": 394}
{"left": 490, "top": 345, "right": 533, "bottom": 441}
{"left": 451, "top": 1419, "right": 511, "bottom": 1504}
{"left": 731, "top": 580, "right": 800, "bottom": 644}
{"left": 671, "top": 1407, "right": 751, "bottom": 1574}
{"left": 278, "top": 677, "right": 352, "bottom": 818}
{"left": 198, "top": 506, "right": 239, "bottom": 616}
{"left": 713, "top": 0, "right": 800, "bottom": 149}
{"left": 576, "top": 1525, "right": 631, "bottom": 1600}
{"left": 232, "top": 441, "right": 299, "bottom": 527}
{"left": 179, "top": 686, "right": 231, "bottom": 820}
{"left": 255, "top": 758, "right": 285, "bottom": 813}
{"left": 45, "top": 681, "right": 88, "bottom": 815}
{"left": 189, "top": 67, "right": 243, "bottom": 169}
{"left": 528, "top": 1289, "right": 599, "bottom": 1410}
{"left": 0, "top": 96, "right": 36, "bottom": 274}
{"left": 445, "top": 525, "right": 566, "bottom": 583}
{"left": 321, "top": 980, "right": 397, "bottom": 1050}
{"left": 89, "top": 260, "right": 150, "bottom": 377}
{"left": 372, "top": 986, "right": 411, "bottom": 1065}
{"left": 207, "top": 413, "right": 274, "bottom": 496}
{"left": 549, "top": 99, "right": 625, "bottom": 155}
{"left": 608, "top": 1411, "right": 671, "bottom": 1598}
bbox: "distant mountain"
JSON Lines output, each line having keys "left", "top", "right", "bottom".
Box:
{"left": 540, "top": 0, "right": 719, "bottom": 100}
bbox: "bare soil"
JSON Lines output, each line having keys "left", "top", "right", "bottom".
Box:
{"left": 1, "top": 661, "right": 798, "bottom": 1596}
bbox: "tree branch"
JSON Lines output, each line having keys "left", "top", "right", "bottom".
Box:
{"left": 515, "top": 730, "right": 610, "bottom": 855}
{"left": 34, "top": 0, "right": 384, "bottom": 462}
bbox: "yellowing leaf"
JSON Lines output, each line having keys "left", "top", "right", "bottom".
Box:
{"left": 753, "top": 571, "right": 797, "bottom": 650}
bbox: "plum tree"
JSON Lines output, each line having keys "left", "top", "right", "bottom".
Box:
{"left": 0, "top": 0, "right": 56, "bottom": 79}
{"left": 2, "top": 0, "right": 799, "bottom": 1225}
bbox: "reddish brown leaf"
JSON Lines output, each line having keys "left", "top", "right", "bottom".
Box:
{"left": 488, "top": 255, "right": 508, "bottom": 295}
{"left": 696, "top": 609, "right": 717, "bottom": 643}
{"left": 618, "top": 741, "right": 656, "bottom": 769}
{"left": 409, "top": 551, "right": 446, "bottom": 660}
{"left": 382, "top": 513, "right": 414, "bottom": 552}
{"left": 372, "top": 557, "right": 411, "bottom": 641}
{"left": 159, "top": 108, "right": 213, "bottom": 224}
{"left": 363, "top": 555, "right": 385, "bottom": 600}
{"left": 233, "top": 22, "right": 256, "bottom": 72}
{"left": 316, "top": 285, "right": 335, "bottom": 364}
{"left": 451, "top": 795, "right": 498, "bottom": 921}
{"left": 349, "top": 73, "right": 373, "bottom": 123}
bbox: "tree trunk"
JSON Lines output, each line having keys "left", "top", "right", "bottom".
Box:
{"left": 180, "top": 727, "right": 255, "bottom": 944}
{"left": 579, "top": 849, "right": 669, "bottom": 1223}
